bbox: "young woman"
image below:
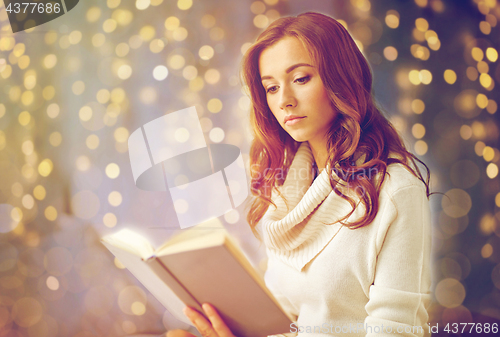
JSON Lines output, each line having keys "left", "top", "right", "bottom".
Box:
{"left": 168, "top": 11, "right": 433, "bottom": 337}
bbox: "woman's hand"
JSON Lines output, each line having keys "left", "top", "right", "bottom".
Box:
{"left": 166, "top": 303, "right": 236, "bottom": 337}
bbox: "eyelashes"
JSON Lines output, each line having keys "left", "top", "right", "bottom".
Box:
{"left": 266, "top": 86, "right": 278, "bottom": 94}
{"left": 295, "top": 75, "right": 310, "bottom": 84}
{"left": 265, "top": 76, "right": 311, "bottom": 94}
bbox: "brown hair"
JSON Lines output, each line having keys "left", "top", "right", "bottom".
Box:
{"left": 241, "top": 12, "right": 433, "bottom": 237}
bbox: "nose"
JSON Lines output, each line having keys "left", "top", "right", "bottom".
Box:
{"left": 278, "top": 85, "right": 297, "bottom": 110}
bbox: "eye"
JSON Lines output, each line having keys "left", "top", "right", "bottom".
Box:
{"left": 266, "top": 85, "right": 278, "bottom": 94}
{"left": 295, "top": 76, "right": 310, "bottom": 84}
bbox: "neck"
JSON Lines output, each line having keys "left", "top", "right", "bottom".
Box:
{"left": 307, "top": 138, "right": 329, "bottom": 171}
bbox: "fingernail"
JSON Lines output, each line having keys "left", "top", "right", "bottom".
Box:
{"left": 183, "top": 306, "right": 194, "bottom": 317}
{"left": 202, "top": 303, "right": 211, "bottom": 312}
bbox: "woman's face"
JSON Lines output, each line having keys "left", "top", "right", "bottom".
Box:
{"left": 258, "top": 36, "right": 338, "bottom": 145}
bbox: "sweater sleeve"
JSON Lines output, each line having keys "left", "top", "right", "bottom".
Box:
{"left": 364, "top": 184, "right": 432, "bottom": 337}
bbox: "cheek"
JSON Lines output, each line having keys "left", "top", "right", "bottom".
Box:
{"left": 266, "top": 98, "right": 281, "bottom": 119}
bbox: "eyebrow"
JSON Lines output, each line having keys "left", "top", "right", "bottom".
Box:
{"left": 260, "top": 63, "right": 313, "bottom": 81}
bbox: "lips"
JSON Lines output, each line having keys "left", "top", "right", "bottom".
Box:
{"left": 284, "top": 115, "right": 306, "bottom": 125}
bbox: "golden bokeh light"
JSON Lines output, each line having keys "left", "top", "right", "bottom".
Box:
{"left": 251, "top": 1, "right": 266, "bottom": 14}
{"left": 18, "top": 111, "right": 31, "bottom": 126}
{"left": 86, "top": 134, "right": 100, "bottom": 150}
{"left": 22, "top": 194, "right": 34, "bottom": 210}
{"left": 76, "top": 155, "right": 91, "bottom": 171}
{"left": 172, "top": 27, "right": 188, "bottom": 41}
{"left": 383, "top": 46, "right": 398, "bottom": 61}
{"left": 131, "top": 301, "right": 146, "bottom": 315}
{"left": 153, "top": 65, "right": 169, "bottom": 81}
{"left": 415, "top": 18, "right": 429, "bottom": 32}
{"left": 44, "top": 206, "right": 57, "bottom": 221}
{"left": 443, "top": 69, "right": 457, "bottom": 84}
{"left": 412, "top": 123, "right": 426, "bottom": 139}
{"left": 168, "top": 54, "right": 185, "bottom": 69}
{"left": 33, "top": 185, "right": 46, "bottom": 201}
{"left": 471, "top": 47, "right": 484, "bottom": 61}
{"left": 189, "top": 77, "right": 204, "bottom": 91}
{"left": 414, "top": 140, "right": 428, "bottom": 155}
{"left": 479, "top": 73, "right": 493, "bottom": 89}
{"left": 477, "top": 60, "right": 489, "bottom": 74}
{"left": 204, "top": 68, "right": 221, "bottom": 84}
{"left": 411, "top": 98, "right": 425, "bottom": 115}
{"left": 118, "top": 286, "right": 147, "bottom": 315}
{"left": 209, "top": 127, "right": 225, "bottom": 143}
{"left": 86, "top": 7, "right": 101, "bottom": 22}
{"left": 487, "top": 100, "right": 497, "bottom": 114}
{"left": 207, "top": 98, "right": 223, "bottom": 113}
{"left": 22, "top": 140, "right": 34, "bottom": 155}
{"left": 486, "top": 47, "right": 498, "bottom": 62}
{"left": 183, "top": 65, "right": 198, "bottom": 80}
{"left": 114, "top": 127, "right": 129, "bottom": 143}
{"left": 49, "top": 132, "right": 62, "bottom": 147}
{"left": 254, "top": 14, "right": 269, "bottom": 28}
{"left": 46, "top": 275, "right": 60, "bottom": 291}
{"left": 177, "top": 0, "right": 193, "bottom": 10}
{"left": 114, "top": 257, "right": 126, "bottom": 269}
{"left": 103, "top": 19, "right": 118, "bottom": 33}
{"left": 43, "top": 54, "right": 57, "bottom": 69}
{"left": 476, "top": 93, "right": 489, "bottom": 109}
{"left": 486, "top": 163, "right": 498, "bottom": 179}
{"left": 150, "top": 39, "right": 165, "bottom": 53}
{"left": 92, "top": 33, "right": 106, "bottom": 47}
{"left": 108, "top": 191, "right": 123, "bottom": 207}
{"left": 46, "top": 103, "right": 60, "bottom": 119}
{"left": 165, "top": 16, "right": 180, "bottom": 31}
{"left": 139, "top": 87, "right": 157, "bottom": 105}
{"left": 72, "top": 81, "right": 85, "bottom": 95}
{"left": 408, "top": 70, "right": 421, "bottom": 85}
{"left": 475, "top": 141, "right": 486, "bottom": 156}
{"left": 106, "top": 163, "right": 120, "bottom": 179}
{"left": 38, "top": 159, "right": 53, "bottom": 177}
{"left": 199, "top": 45, "right": 215, "bottom": 60}
{"left": 385, "top": 10, "right": 399, "bottom": 29}
{"left": 419, "top": 69, "right": 432, "bottom": 85}
{"left": 12, "top": 297, "right": 43, "bottom": 327}
{"left": 480, "top": 21, "right": 491, "bottom": 34}
{"left": 442, "top": 189, "right": 472, "bottom": 218}
{"left": 103, "top": 213, "right": 118, "bottom": 228}
{"left": 71, "top": 190, "right": 100, "bottom": 219}
{"left": 460, "top": 125, "right": 473, "bottom": 140}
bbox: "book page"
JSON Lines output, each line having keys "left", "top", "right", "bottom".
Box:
{"left": 155, "top": 218, "right": 226, "bottom": 253}
{"left": 155, "top": 230, "right": 225, "bottom": 256}
{"left": 102, "top": 229, "right": 155, "bottom": 260}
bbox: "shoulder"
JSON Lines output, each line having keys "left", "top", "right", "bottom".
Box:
{"left": 379, "top": 162, "right": 427, "bottom": 199}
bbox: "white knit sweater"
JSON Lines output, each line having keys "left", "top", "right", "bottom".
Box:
{"left": 262, "top": 142, "right": 432, "bottom": 337}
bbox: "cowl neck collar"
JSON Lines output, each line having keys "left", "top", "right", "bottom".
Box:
{"left": 261, "top": 142, "right": 367, "bottom": 271}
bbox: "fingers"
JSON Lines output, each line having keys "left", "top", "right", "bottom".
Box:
{"left": 201, "top": 303, "right": 235, "bottom": 337}
{"left": 166, "top": 329, "right": 197, "bottom": 337}
{"left": 183, "top": 306, "right": 219, "bottom": 337}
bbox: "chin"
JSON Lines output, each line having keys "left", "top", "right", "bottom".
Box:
{"left": 289, "top": 134, "right": 309, "bottom": 143}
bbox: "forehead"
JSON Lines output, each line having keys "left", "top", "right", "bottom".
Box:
{"left": 258, "top": 37, "right": 312, "bottom": 76}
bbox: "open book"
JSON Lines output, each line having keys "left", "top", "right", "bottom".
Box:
{"left": 101, "top": 222, "right": 293, "bottom": 337}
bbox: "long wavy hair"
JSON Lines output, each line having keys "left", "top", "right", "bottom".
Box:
{"left": 241, "top": 12, "right": 434, "bottom": 237}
